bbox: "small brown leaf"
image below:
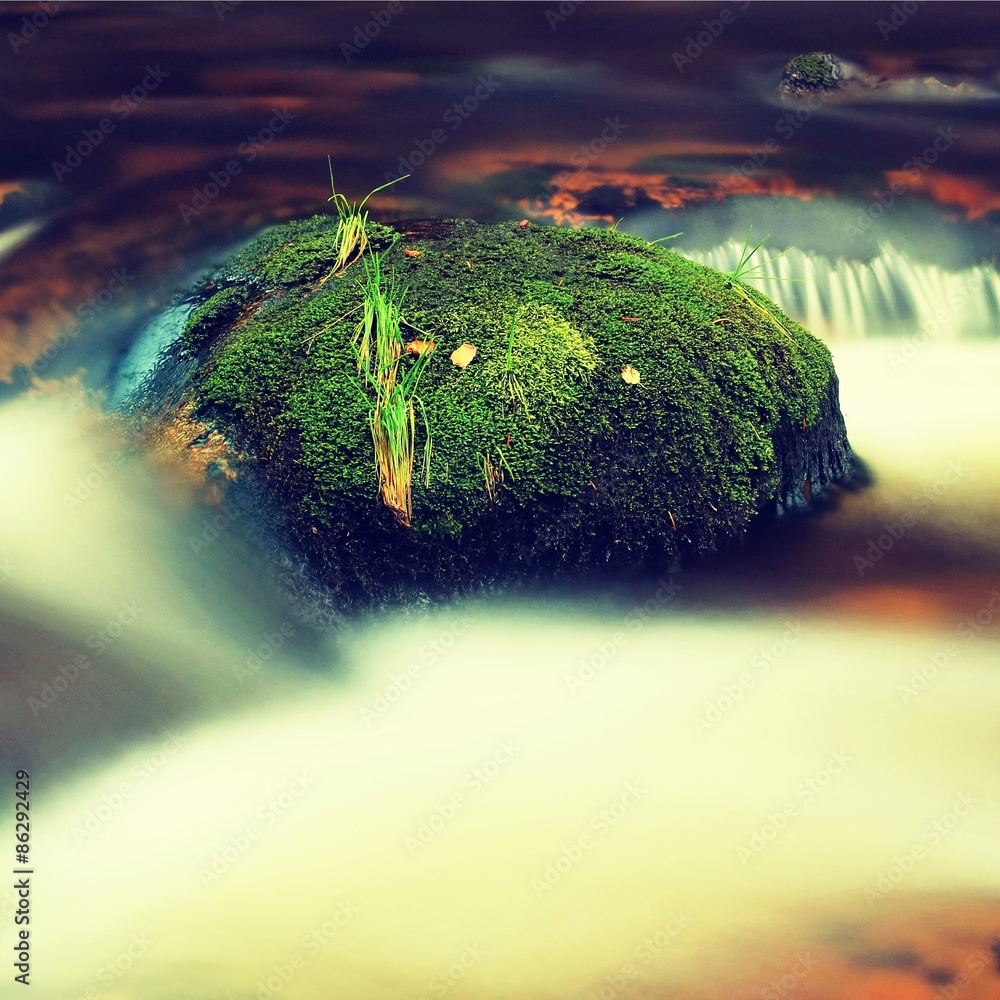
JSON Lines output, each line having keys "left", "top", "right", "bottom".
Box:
{"left": 450, "top": 342, "right": 478, "bottom": 369}
{"left": 402, "top": 248, "right": 422, "bottom": 258}
{"left": 405, "top": 339, "right": 436, "bottom": 356}
{"left": 621, "top": 364, "right": 641, "bottom": 385}
{"left": 621, "top": 316, "right": 641, "bottom": 322}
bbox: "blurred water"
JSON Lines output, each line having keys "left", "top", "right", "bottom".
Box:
{"left": 1, "top": 335, "right": 998, "bottom": 996}
{"left": 2, "top": 5, "right": 1000, "bottom": 995}
{"left": 687, "top": 242, "right": 1000, "bottom": 342}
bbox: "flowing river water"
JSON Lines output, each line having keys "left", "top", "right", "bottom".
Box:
{"left": 1, "top": 5, "right": 999, "bottom": 998}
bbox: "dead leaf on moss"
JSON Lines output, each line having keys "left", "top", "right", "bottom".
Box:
{"left": 621, "top": 364, "right": 641, "bottom": 385}
{"left": 450, "top": 342, "right": 478, "bottom": 368}
{"left": 403, "top": 248, "right": 422, "bottom": 258}
{"left": 621, "top": 316, "right": 641, "bottom": 322}
{"left": 405, "top": 339, "right": 436, "bottom": 356}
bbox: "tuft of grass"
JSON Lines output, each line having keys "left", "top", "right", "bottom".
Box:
{"left": 649, "top": 231, "right": 682, "bottom": 244}
{"left": 727, "top": 228, "right": 801, "bottom": 344}
{"left": 353, "top": 252, "right": 434, "bottom": 526}
{"left": 728, "top": 227, "right": 795, "bottom": 283}
{"left": 479, "top": 446, "right": 515, "bottom": 501}
{"left": 608, "top": 217, "right": 682, "bottom": 245}
{"left": 327, "top": 158, "right": 409, "bottom": 276}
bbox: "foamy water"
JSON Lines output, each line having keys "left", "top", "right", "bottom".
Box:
{"left": 1, "top": 339, "right": 999, "bottom": 997}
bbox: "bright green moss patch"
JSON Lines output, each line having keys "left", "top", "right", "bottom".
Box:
{"left": 184, "top": 217, "right": 853, "bottom": 599}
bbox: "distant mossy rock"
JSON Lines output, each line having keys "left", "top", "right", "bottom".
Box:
{"left": 779, "top": 53, "right": 886, "bottom": 100}
{"left": 177, "top": 216, "right": 854, "bottom": 599}
{"left": 780, "top": 53, "right": 842, "bottom": 96}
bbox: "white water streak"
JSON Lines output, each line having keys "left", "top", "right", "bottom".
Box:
{"left": 685, "top": 242, "right": 1000, "bottom": 341}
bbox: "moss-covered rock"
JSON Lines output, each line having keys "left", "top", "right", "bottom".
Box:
{"left": 781, "top": 53, "right": 841, "bottom": 95}
{"left": 778, "top": 53, "right": 887, "bottom": 101}
{"left": 173, "top": 216, "right": 854, "bottom": 601}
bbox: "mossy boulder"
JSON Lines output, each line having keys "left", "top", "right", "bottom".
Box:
{"left": 780, "top": 53, "right": 842, "bottom": 96}
{"left": 173, "top": 216, "right": 854, "bottom": 600}
{"left": 778, "top": 53, "right": 887, "bottom": 100}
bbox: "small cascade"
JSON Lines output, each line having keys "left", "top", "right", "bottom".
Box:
{"left": 683, "top": 241, "right": 1000, "bottom": 341}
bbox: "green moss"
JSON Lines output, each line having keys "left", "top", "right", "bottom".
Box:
{"left": 786, "top": 54, "right": 838, "bottom": 89}
{"left": 185, "top": 217, "right": 851, "bottom": 599}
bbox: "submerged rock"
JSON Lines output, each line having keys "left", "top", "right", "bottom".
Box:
{"left": 144, "top": 216, "right": 856, "bottom": 601}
